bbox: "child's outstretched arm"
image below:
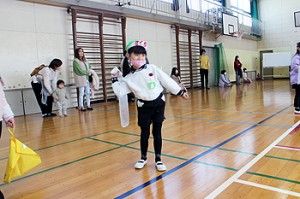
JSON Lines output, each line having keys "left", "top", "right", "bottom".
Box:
{"left": 177, "top": 89, "right": 189, "bottom": 99}
{"left": 111, "top": 67, "right": 131, "bottom": 98}
{"left": 155, "top": 66, "right": 189, "bottom": 99}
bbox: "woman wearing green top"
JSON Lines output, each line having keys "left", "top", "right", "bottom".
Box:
{"left": 73, "top": 48, "right": 93, "bottom": 111}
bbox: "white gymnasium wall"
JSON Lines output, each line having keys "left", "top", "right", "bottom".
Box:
{"left": 0, "top": 0, "right": 71, "bottom": 89}
{"left": 258, "top": 0, "right": 300, "bottom": 53}
{"left": 217, "top": 35, "right": 258, "bottom": 81}
{"left": 126, "top": 18, "right": 173, "bottom": 75}
{"left": 1, "top": 0, "right": 261, "bottom": 90}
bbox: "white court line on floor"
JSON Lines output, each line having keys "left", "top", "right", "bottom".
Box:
{"left": 205, "top": 120, "right": 300, "bottom": 199}
{"left": 274, "top": 145, "right": 300, "bottom": 151}
{"left": 235, "top": 179, "right": 300, "bottom": 197}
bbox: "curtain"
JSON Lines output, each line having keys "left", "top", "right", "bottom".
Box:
{"left": 221, "top": 0, "right": 226, "bottom": 7}
{"left": 186, "top": 0, "right": 190, "bottom": 13}
{"left": 250, "top": 0, "right": 261, "bottom": 37}
{"left": 214, "top": 43, "right": 229, "bottom": 86}
{"left": 250, "top": 0, "right": 259, "bottom": 19}
{"left": 172, "top": 0, "right": 180, "bottom": 11}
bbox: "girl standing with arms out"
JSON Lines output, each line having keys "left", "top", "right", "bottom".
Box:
{"left": 111, "top": 40, "right": 189, "bottom": 172}
{"left": 290, "top": 42, "right": 300, "bottom": 114}
{"left": 73, "top": 48, "right": 93, "bottom": 111}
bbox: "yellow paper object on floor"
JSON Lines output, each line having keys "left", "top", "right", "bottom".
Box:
{"left": 4, "top": 128, "right": 41, "bottom": 183}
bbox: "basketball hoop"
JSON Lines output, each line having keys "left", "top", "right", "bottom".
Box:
{"left": 230, "top": 31, "right": 246, "bottom": 40}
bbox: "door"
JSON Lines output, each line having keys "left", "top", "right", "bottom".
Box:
{"left": 260, "top": 50, "right": 273, "bottom": 80}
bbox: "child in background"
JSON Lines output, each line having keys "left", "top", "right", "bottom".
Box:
{"left": 170, "top": 67, "right": 187, "bottom": 92}
{"left": 219, "top": 70, "right": 232, "bottom": 87}
{"left": 111, "top": 40, "right": 189, "bottom": 172}
{"left": 53, "top": 80, "right": 68, "bottom": 117}
{"left": 242, "top": 68, "right": 252, "bottom": 83}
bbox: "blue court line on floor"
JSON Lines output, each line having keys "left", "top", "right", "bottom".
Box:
{"left": 167, "top": 116, "right": 290, "bottom": 129}
{"left": 102, "top": 106, "right": 292, "bottom": 129}
{"left": 114, "top": 105, "right": 291, "bottom": 199}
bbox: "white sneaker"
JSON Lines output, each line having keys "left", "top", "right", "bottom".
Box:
{"left": 156, "top": 161, "right": 167, "bottom": 172}
{"left": 134, "top": 160, "right": 147, "bottom": 169}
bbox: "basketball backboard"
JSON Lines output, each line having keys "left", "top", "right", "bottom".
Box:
{"left": 222, "top": 13, "right": 239, "bottom": 37}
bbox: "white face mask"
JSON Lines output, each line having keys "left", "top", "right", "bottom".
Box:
{"left": 224, "top": 72, "right": 226, "bottom": 75}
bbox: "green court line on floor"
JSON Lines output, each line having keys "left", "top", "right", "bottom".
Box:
{"left": 2, "top": 135, "right": 300, "bottom": 188}
{"left": 112, "top": 130, "right": 258, "bottom": 155}
{"left": 0, "top": 130, "right": 112, "bottom": 161}
{"left": 0, "top": 138, "right": 140, "bottom": 187}
{"left": 168, "top": 115, "right": 290, "bottom": 129}
{"left": 264, "top": 155, "right": 300, "bottom": 163}
{"left": 195, "top": 161, "right": 238, "bottom": 171}
{"left": 246, "top": 171, "right": 300, "bottom": 185}
{"left": 0, "top": 145, "right": 122, "bottom": 187}
{"left": 99, "top": 107, "right": 291, "bottom": 129}
{"left": 111, "top": 130, "right": 300, "bottom": 163}
{"left": 86, "top": 137, "right": 139, "bottom": 148}
{"left": 89, "top": 137, "right": 300, "bottom": 185}
{"left": 0, "top": 128, "right": 295, "bottom": 167}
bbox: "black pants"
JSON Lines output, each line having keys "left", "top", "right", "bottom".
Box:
{"left": 200, "top": 69, "right": 209, "bottom": 88}
{"left": 137, "top": 95, "right": 165, "bottom": 162}
{"left": 294, "top": 84, "right": 300, "bottom": 108}
{"left": 31, "top": 82, "right": 53, "bottom": 114}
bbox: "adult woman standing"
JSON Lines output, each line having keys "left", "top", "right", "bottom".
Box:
{"left": 290, "top": 42, "right": 300, "bottom": 114}
{"left": 31, "top": 58, "right": 63, "bottom": 118}
{"left": 73, "top": 48, "right": 93, "bottom": 111}
{"left": 234, "top": 55, "right": 243, "bottom": 85}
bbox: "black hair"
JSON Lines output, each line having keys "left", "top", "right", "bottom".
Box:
{"left": 235, "top": 55, "right": 239, "bottom": 60}
{"left": 49, "top": 58, "right": 63, "bottom": 69}
{"left": 57, "top": 79, "right": 65, "bottom": 87}
{"left": 200, "top": 49, "right": 206, "bottom": 55}
{"left": 221, "top": 70, "right": 226, "bottom": 74}
{"left": 296, "top": 42, "right": 300, "bottom": 55}
{"left": 171, "top": 67, "right": 179, "bottom": 76}
{"left": 243, "top": 68, "right": 247, "bottom": 71}
{"left": 128, "top": 46, "right": 147, "bottom": 55}
{"left": 122, "top": 57, "right": 130, "bottom": 77}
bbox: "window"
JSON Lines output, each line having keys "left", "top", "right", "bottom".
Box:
{"left": 230, "top": 0, "right": 251, "bottom": 26}
{"left": 186, "top": 0, "right": 200, "bottom": 11}
{"left": 160, "top": 0, "right": 173, "bottom": 2}
{"left": 201, "top": 0, "right": 222, "bottom": 13}
{"left": 230, "top": 0, "right": 250, "bottom": 13}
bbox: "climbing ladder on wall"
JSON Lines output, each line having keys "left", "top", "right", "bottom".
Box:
{"left": 172, "top": 25, "right": 202, "bottom": 89}
{"left": 70, "top": 7, "right": 126, "bottom": 103}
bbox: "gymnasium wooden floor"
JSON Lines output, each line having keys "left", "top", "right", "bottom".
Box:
{"left": 1, "top": 79, "right": 300, "bottom": 199}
